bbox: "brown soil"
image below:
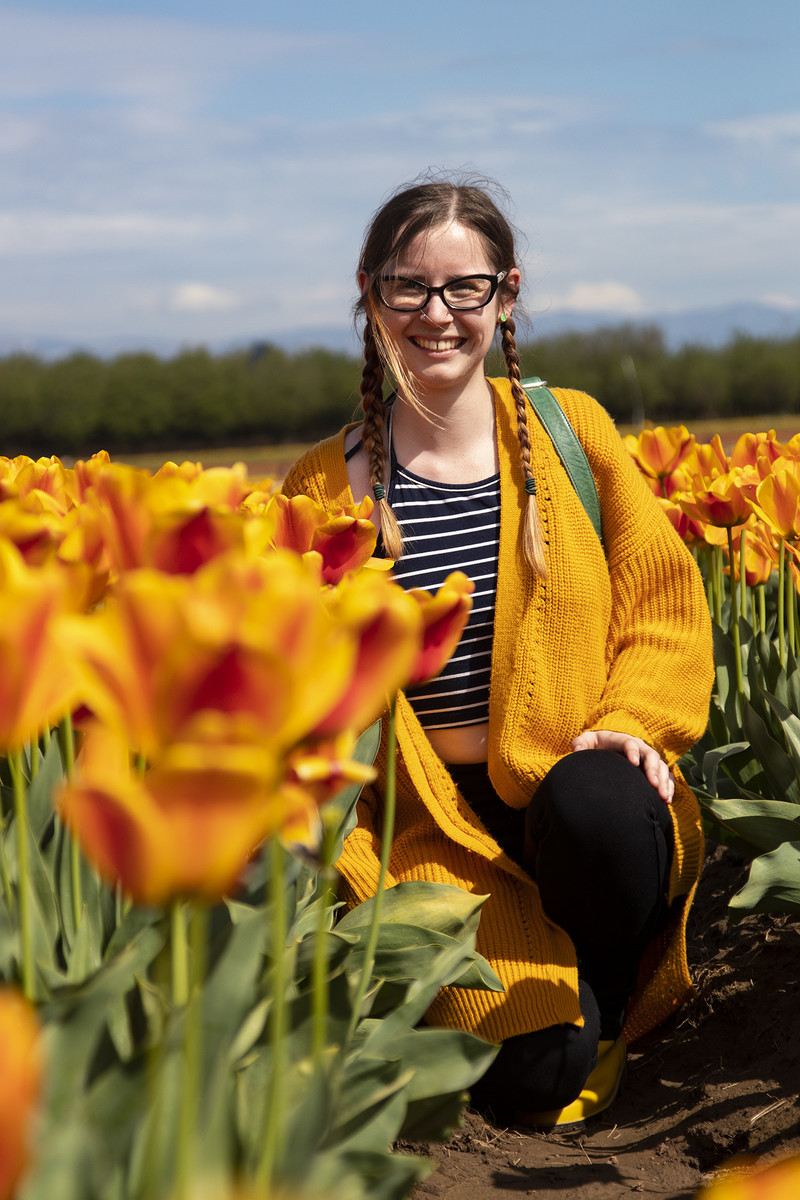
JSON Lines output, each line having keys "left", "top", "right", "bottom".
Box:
{"left": 408, "top": 843, "right": 800, "bottom": 1198}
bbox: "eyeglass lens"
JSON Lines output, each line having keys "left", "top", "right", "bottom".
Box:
{"left": 380, "top": 275, "right": 498, "bottom": 311}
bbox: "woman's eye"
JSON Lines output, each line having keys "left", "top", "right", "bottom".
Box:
{"left": 446, "top": 277, "right": 488, "bottom": 302}
{"left": 383, "top": 278, "right": 426, "bottom": 303}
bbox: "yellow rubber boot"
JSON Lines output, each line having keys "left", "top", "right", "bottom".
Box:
{"left": 515, "top": 1036, "right": 627, "bottom": 1133}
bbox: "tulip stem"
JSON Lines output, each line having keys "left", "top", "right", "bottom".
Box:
{"left": 727, "top": 528, "right": 745, "bottom": 705}
{"left": 59, "top": 715, "right": 82, "bottom": 932}
{"left": 0, "top": 821, "right": 13, "bottom": 919}
{"left": 175, "top": 902, "right": 207, "bottom": 1200}
{"left": 312, "top": 818, "right": 336, "bottom": 1070}
{"left": 708, "top": 547, "right": 722, "bottom": 627}
{"left": 778, "top": 540, "right": 786, "bottom": 666}
{"left": 258, "top": 837, "right": 288, "bottom": 1190}
{"left": 758, "top": 584, "right": 766, "bottom": 637}
{"left": 171, "top": 900, "right": 189, "bottom": 1008}
{"left": 739, "top": 529, "right": 748, "bottom": 626}
{"left": 347, "top": 696, "right": 397, "bottom": 1045}
{"left": 787, "top": 550, "right": 797, "bottom": 659}
{"left": 9, "top": 751, "right": 33, "bottom": 1000}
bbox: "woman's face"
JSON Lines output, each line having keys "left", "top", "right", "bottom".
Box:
{"left": 359, "top": 221, "right": 520, "bottom": 400}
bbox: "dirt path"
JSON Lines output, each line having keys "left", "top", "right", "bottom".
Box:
{"left": 408, "top": 844, "right": 800, "bottom": 1199}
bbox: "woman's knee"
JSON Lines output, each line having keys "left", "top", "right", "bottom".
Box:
{"left": 527, "top": 749, "right": 668, "bottom": 848}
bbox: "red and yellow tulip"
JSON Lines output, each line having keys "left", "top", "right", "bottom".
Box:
{"left": 623, "top": 425, "right": 695, "bottom": 484}
{"left": 407, "top": 571, "right": 474, "bottom": 686}
{"left": 697, "top": 1154, "right": 800, "bottom": 1198}
{"left": 0, "top": 543, "right": 87, "bottom": 751}
{"left": 58, "top": 723, "right": 300, "bottom": 905}
{"left": 677, "top": 470, "right": 755, "bottom": 530}
{"left": 0, "top": 988, "right": 42, "bottom": 1200}
{"left": 264, "top": 493, "right": 380, "bottom": 583}
{"left": 749, "top": 464, "right": 800, "bottom": 542}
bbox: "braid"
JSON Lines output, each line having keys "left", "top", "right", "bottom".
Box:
{"left": 360, "top": 320, "right": 404, "bottom": 559}
{"left": 501, "top": 316, "right": 548, "bottom": 579}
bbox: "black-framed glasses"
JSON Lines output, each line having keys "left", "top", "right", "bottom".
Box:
{"left": 378, "top": 271, "right": 507, "bottom": 312}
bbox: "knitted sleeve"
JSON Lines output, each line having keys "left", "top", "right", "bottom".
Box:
{"left": 556, "top": 389, "right": 714, "bottom": 765}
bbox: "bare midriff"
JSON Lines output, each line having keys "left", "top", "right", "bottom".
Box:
{"left": 426, "top": 721, "right": 489, "bottom": 765}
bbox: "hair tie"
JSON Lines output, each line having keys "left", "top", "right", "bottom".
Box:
{"left": 525, "top": 476, "right": 537, "bottom": 496}
{"left": 372, "top": 482, "right": 386, "bottom": 502}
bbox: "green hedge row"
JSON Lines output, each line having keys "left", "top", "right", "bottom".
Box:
{"left": 3, "top": 326, "right": 800, "bottom": 458}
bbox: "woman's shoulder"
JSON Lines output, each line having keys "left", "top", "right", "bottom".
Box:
{"left": 281, "top": 423, "right": 360, "bottom": 503}
{"left": 489, "top": 375, "right": 623, "bottom": 463}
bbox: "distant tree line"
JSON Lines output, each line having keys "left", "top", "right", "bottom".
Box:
{"left": 3, "top": 325, "right": 800, "bottom": 458}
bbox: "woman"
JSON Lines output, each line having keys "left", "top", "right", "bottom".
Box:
{"left": 282, "top": 178, "right": 714, "bottom": 1128}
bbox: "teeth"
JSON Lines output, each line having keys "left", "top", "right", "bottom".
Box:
{"left": 414, "top": 337, "right": 460, "bottom": 351}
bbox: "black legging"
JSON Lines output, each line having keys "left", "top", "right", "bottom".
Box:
{"left": 449, "top": 749, "right": 674, "bottom": 1112}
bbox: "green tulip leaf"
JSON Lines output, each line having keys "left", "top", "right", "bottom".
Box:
{"left": 310, "top": 1147, "right": 431, "bottom": 1200}
{"left": 325, "top": 719, "right": 382, "bottom": 859}
{"left": 40, "top": 924, "right": 164, "bottom": 1119}
{"left": 388, "top": 1026, "right": 499, "bottom": 1105}
{"left": 712, "top": 622, "right": 741, "bottom": 732}
{"left": 728, "top": 840, "right": 800, "bottom": 919}
{"left": 742, "top": 702, "right": 797, "bottom": 800}
{"left": 701, "top": 796, "right": 800, "bottom": 854}
{"left": 65, "top": 908, "right": 103, "bottom": 984}
{"left": 26, "top": 737, "right": 64, "bottom": 842}
{"left": 764, "top": 691, "right": 800, "bottom": 779}
{"left": 698, "top": 741, "right": 751, "bottom": 796}
{"left": 276, "top": 1059, "right": 333, "bottom": 1181}
{"left": 325, "top": 1054, "right": 412, "bottom": 1152}
{"left": 338, "top": 879, "right": 487, "bottom": 942}
{"left": 400, "top": 1089, "right": 472, "bottom": 1143}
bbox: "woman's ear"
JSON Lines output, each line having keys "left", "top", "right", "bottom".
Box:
{"left": 357, "top": 270, "right": 372, "bottom": 316}
{"left": 502, "top": 266, "right": 522, "bottom": 318}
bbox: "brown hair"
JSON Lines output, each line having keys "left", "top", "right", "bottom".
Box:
{"left": 355, "top": 177, "right": 547, "bottom": 578}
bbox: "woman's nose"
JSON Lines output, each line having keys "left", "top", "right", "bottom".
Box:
{"left": 421, "top": 294, "right": 450, "bottom": 324}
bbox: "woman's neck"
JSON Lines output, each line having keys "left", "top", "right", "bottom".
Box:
{"left": 391, "top": 377, "right": 499, "bottom": 485}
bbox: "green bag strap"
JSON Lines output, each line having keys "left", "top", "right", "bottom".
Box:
{"left": 521, "top": 376, "right": 604, "bottom": 548}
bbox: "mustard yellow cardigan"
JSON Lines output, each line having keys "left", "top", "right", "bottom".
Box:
{"left": 282, "top": 379, "right": 714, "bottom": 1045}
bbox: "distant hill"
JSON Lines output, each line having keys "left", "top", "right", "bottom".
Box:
{"left": 2, "top": 301, "right": 799, "bottom": 362}
{"left": 529, "top": 301, "right": 800, "bottom": 350}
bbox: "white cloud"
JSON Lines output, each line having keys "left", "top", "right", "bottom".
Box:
{"left": 170, "top": 283, "right": 240, "bottom": 313}
{"left": 759, "top": 293, "right": 800, "bottom": 310}
{"left": 0, "top": 7, "right": 344, "bottom": 104}
{"left": 550, "top": 282, "right": 644, "bottom": 314}
{"left": 0, "top": 115, "right": 40, "bottom": 154}
{"left": 705, "top": 112, "right": 800, "bottom": 144}
{"left": 0, "top": 210, "right": 214, "bottom": 255}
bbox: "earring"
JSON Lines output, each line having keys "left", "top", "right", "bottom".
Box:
{"left": 498, "top": 313, "right": 508, "bottom": 323}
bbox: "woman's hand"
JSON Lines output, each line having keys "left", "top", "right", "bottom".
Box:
{"left": 570, "top": 729, "right": 675, "bottom": 804}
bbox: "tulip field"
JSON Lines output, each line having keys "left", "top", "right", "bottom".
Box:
{"left": 1, "top": 429, "right": 800, "bottom": 1199}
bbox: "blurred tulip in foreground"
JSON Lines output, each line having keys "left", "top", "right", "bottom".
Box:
{"left": 0, "top": 988, "right": 42, "bottom": 1200}
{"left": 58, "top": 723, "right": 312, "bottom": 905}
{"left": 697, "top": 1154, "right": 800, "bottom": 1198}
{"left": 407, "top": 572, "right": 474, "bottom": 687}
{"left": 313, "top": 571, "right": 423, "bottom": 736}
{"left": 0, "top": 543, "right": 86, "bottom": 751}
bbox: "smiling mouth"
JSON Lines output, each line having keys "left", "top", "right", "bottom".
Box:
{"left": 410, "top": 336, "right": 465, "bottom": 352}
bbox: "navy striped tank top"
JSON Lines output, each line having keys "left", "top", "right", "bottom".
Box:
{"left": 348, "top": 428, "right": 500, "bottom": 729}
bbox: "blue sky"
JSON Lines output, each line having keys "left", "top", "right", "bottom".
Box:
{"left": 2, "top": 0, "right": 800, "bottom": 352}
